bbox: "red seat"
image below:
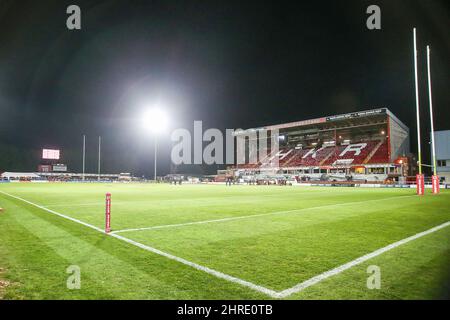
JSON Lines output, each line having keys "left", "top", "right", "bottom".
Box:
{"left": 367, "top": 141, "right": 389, "bottom": 163}
{"left": 240, "top": 140, "right": 389, "bottom": 168}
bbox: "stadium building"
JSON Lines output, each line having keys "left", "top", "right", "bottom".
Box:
{"left": 233, "top": 108, "right": 411, "bottom": 183}
{"left": 434, "top": 130, "right": 450, "bottom": 182}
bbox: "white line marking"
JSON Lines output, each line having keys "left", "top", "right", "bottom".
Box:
{"left": 275, "top": 220, "right": 450, "bottom": 298}
{"left": 112, "top": 195, "right": 416, "bottom": 234}
{"left": 41, "top": 190, "right": 324, "bottom": 208}
{"left": 109, "top": 232, "right": 278, "bottom": 297}
{"left": 1, "top": 190, "right": 448, "bottom": 299}
{"left": 42, "top": 202, "right": 103, "bottom": 208}
{"left": 0, "top": 191, "right": 104, "bottom": 233}
{"left": 0, "top": 190, "right": 278, "bottom": 298}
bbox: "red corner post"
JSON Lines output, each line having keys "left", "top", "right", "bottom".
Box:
{"left": 416, "top": 174, "right": 425, "bottom": 195}
{"left": 105, "top": 193, "right": 111, "bottom": 233}
{"left": 432, "top": 175, "right": 440, "bottom": 194}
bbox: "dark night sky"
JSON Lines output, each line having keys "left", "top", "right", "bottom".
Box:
{"left": 0, "top": 0, "right": 449, "bottom": 176}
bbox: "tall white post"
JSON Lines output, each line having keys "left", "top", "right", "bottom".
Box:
{"left": 98, "top": 136, "right": 102, "bottom": 181}
{"left": 427, "top": 45, "right": 440, "bottom": 194}
{"left": 413, "top": 28, "right": 422, "bottom": 176}
{"left": 426, "top": 46, "right": 437, "bottom": 175}
{"left": 413, "top": 28, "right": 425, "bottom": 195}
{"left": 154, "top": 136, "right": 158, "bottom": 181}
{"left": 82, "top": 135, "right": 86, "bottom": 181}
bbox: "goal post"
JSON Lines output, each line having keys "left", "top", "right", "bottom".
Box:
{"left": 105, "top": 193, "right": 111, "bottom": 233}
{"left": 413, "top": 28, "right": 424, "bottom": 195}
{"left": 426, "top": 45, "right": 439, "bottom": 195}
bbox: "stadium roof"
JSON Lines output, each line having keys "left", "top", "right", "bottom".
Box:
{"left": 1, "top": 172, "right": 41, "bottom": 179}
{"left": 236, "top": 108, "right": 409, "bottom": 134}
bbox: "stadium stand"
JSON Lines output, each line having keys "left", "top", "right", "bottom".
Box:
{"left": 366, "top": 140, "right": 389, "bottom": 164}
{"left": 265, "top": 140, "right": 388, "bottom": 167}
{"left": 231, "top": 108, "right": 410, "bottom": 183}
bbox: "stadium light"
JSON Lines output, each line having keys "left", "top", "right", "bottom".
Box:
{"left": 141, "top": 107, "right": 169, "bottom": 181}
{"left": 142, "top": 107, "right": 169, "bottom": 134}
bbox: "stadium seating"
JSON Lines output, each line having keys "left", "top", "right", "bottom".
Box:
{"left": 301, "top": 147, "right": 335, "bottom": 166}
{"left": 281, "top": 149, "right": 309, "bottom": 166}
{"left": 239, "top": 139, "right": 390, "bottom": 168}
{"left": 366, "top": 140, "right": 389, "bottom": 164}
{"left": 331, "top": 141, "right": 377, "bottom": 165}
{"left": 321, "top": 145, "right": 347, "bottom": 165}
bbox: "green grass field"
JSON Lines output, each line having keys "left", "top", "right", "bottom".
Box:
{"left": 0, "top": 182, "right": 449, "bottom": 299}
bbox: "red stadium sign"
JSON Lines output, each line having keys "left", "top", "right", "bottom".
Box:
{"left": 105, "top": 193, "right": 111, "bottom": 233}
{"left": 432, "top": 175, "right": 440, "bottom": 194}
{"left": 416, "top": 174, "right": 424, "bottom": 195}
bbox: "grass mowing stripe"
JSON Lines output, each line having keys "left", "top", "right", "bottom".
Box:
{"left": 42, "top": 202, "right": 103, "bottom": 208}
{"left": 0, "top": 190, "right": 279, "bottom": 298}
{"left": 276, "top": 221, "right": 450, "bottom": 298}
{"left": 112, "top": 194, "right": 416, "bottom": 234}
{"left": 0, "top": 191, "right": 104, "bottom": 233}
{"left": 40, "top": 189, "right": 327, "bottom": 208}
{"left": 109, "top": 232, "right": 279, "bottom": 298}
{"left": 1, "top": 189, "right": 447, "bottom": 299}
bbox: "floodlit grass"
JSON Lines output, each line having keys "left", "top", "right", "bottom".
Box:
{"left": 0, "top": 182, "right": 449, "bottom": 299}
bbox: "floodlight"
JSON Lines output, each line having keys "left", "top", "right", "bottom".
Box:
{"left": 142, "top": 108, "right": 169, "bottom": 134}
{"left": 141, "top": 107, "right": 170, "bottom": 181}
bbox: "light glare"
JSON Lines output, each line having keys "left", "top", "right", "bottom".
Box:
{"left": 142, "top": 108, "right": 169, "bottom": 134}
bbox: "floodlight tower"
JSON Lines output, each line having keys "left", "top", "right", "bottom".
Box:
{"left": 97, "top": 136, "right": 102, "bottom": 182}
{"left": 142, "top": 108, "right": 169, "bottom": 181}
{"left": 82, "top": 134, "right": 86, "bottom": 181}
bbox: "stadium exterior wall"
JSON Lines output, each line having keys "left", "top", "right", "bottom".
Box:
{"left": 435, "top": 130, "right": 450, "bottom": 182}
{"left": 388, "top": 113, "right": 410, "bottom": 162}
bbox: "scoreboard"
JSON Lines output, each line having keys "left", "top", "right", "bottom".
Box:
{"left": 39, "top": 148, "right": 67, "bottom": 172}
{"left": 42, "top": 149, "right": 60, "bottom": 160}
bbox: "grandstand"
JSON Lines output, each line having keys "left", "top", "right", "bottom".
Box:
{"left": 233, "top": 108, "right": 410, "bottom": 183}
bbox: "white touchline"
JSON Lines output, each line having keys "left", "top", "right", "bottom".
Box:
{"left": 0, "top": 191, "right": 105, "bottom": 233}
{"left": 112, "top": 194, "right": 416, "bottom": 234}
{"left": 0, "top": 190, "right": 278, "bottom": 298}
{"left": 275, "top": 220, "right": 450, "bottom": 298}
{"left": 109, "top": 232, "right": 279, "bottom": 297}
{"left": 42, "top": 202, "right": 103, "bottom": 208}
{"left": 1, "top": 190, "right": 448, "bottom": 299}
